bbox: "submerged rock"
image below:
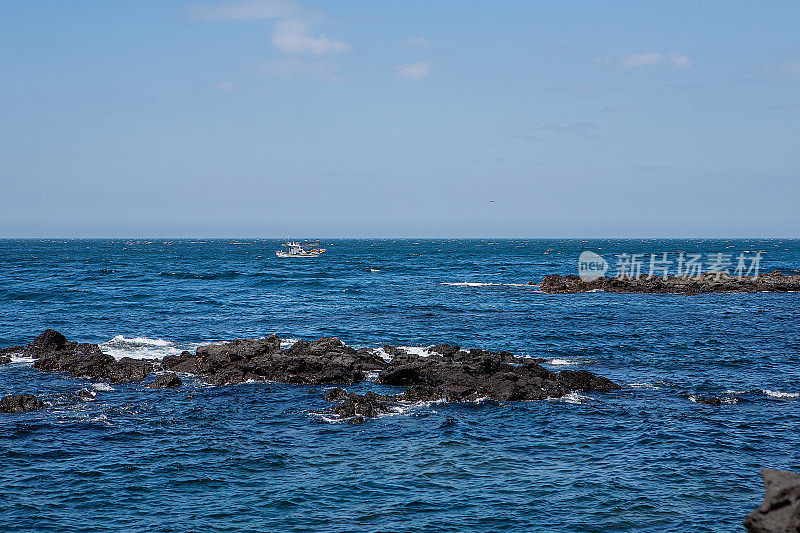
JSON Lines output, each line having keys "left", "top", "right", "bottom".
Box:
{"left": 744, "top": 469, "right": 800, "bottom": 532}
{"left": 692, "top": 395, "right": 723, "bottom": 406}
{"left": 146, "top": 373, "right": 183, "bottom": 389}
{"left": 540, "top": 271, "right": 800, "bottom": 295}
{"left": 0, "top": 394, "right": 46, "bottom": 413}
{"left": 324, "top": 388, "right": 394, "bottom": 424}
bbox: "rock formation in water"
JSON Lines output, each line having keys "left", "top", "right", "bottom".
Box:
{"left": 540, "top": 270, "right": 800, "bottom": 294}
{"left": 0, "top": 394, "right": 46, "bottom": 413}
{"left": 146, "top": 373, "right": 183, "bottom": 389}
{"left": 744, "top": 468, "right": 800, "bottom": 532}
{"left": 161, "top": 336, "right": 386, "bottom": 386}
{"left": 2, "top": 329, "right": 154, "bottom": 384}
{"left": 3, "top": 330, "right": 622, "bottom": 421}
{"left": 379, "top": 344, "right": 619, "bottom": 403}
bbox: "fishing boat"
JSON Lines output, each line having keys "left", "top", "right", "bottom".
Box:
{"left": 275, "top": 241, "right": 326, "bottom": 258}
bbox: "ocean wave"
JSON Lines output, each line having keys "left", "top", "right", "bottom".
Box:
{"left": 544, "top": 358, "right": 580, "bottom": 366}
{"left": 99, "top": 335, "right": 187, "bottom": 360}
{"left": 629, "top": 382, "right": 661, "bottom": 390}
{"left": 549, "top": 392, "right": 592, "bottom": 405}
{"left": 441, "top": 281, "right": 537, "bottom": 289}
{"left": 725, "top": 388, "right": 799, "bottom": 399}
{"left": 92, "top": 382, "right": 115, "bottom": 392}
{"left": 763, "top": 389, "right": 800, "bottom": 399}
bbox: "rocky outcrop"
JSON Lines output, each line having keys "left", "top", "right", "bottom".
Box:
{"left": 0, "top": 355, "right": 10, "bottom": 365}
{"left": 0, "top": 394, "right": 46, "bottom": 413}
{"left": 7, "top": 331, "right": 622, "bottom": 422}
{"left": 324, "top": 388, "right": 394, "bottom": 424}
{"left": 162, "top": 336, "right": 385, "bottom": 386}
{"left": 0, "top": 328, "right": 68, "bottom": 358}
{"left": 744, "top": 469, "right": 800, "bottom": 532}
{"left": 146, "top": 373, "right": 183, "bottom": 389}
{"left": 540, "top": 271, "right": 800, "bottom": 294}
{"left": 4, "top": 330, "right": 155, "bottom": 384}
{"left": 379, "top": 344, "right": 619, "bottom": 403}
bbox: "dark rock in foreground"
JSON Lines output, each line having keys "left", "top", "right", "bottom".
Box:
{"left": 4, "top": 330, "right": 155, "bottom": 384}
{"left": 379, "top": 344, "right": 620, "bottom": 403}
{"left": 162, "top": 336, "right": 385, "bottom": 386}
{"left": 324, "top": 388, "right": 394, "bottom": 424}
{"left": 8, "top": 330, "right": 622, "bottom": 422}
{"left": 744, "top": 469, "right": 800, "bottom": 532}
{"left": 540, "top": 271, "right": 800, "bottom": 294}
{"left": 0, "top": 394, "right": 46, "bottom": 413}
{"left": 0, "top": 355, "right": 10, "bottom": 365}
{"left": 146, "top": 373, "right": 183, "bottom": 389}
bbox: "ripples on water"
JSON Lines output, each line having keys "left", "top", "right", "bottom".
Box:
{"left": 1, "top": 239, "right": 799, "bottom": 532}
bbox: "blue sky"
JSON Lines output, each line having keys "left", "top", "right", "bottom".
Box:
{"left": 1, "top": 0, "right": 799, "bottom": 237}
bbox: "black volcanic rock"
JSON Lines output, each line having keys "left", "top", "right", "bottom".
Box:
{"left": 540, "top": 271, "right": 800, "bottom": 295}
{"left": 0, "top": 355, "right": 10, "bottom": 365}
{"left": 0, "top": 394, "right": 46, "bottom": 413}
{"left": 8, "top": 330, "right": 623, "bottom": 423}
{"left": 324, "top": 388, "right": 394, "bottom": 424}
{"left": 161, "top": 335, "right": 386, "bottom": 386}
{"left": 744, "top": 469, "right": 800, "bottom": 532}
{"left": 2, "top": 330, "right": 157, "bottom": 384}
{"left": 147, "top": 373, "right": 183, "bottom": 389}
{"left": 33, "top": 342, "right": 154, "bottom": 384}
{"left": 379, "top": 349, "right": 620, "bottom": 403}
{"left": 0, "top": 329, "right": 67, "bottom": 358}
{"left": 692, "top": 395, "right": 723, "bottom": 406}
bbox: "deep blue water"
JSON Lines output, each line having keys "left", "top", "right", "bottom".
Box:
{"left": 1, "top": 238, "right": 799, "bottom": 532}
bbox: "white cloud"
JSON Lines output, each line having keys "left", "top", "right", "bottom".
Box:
{"left": 270, "top": 19, "right": 351, "bottom": 55}
{"left": 600, "top": 51, "right": 693, "bottom": 70}
{"left": 395, "top": 61, "right": 433, "bottom": 80}
{"left": 262, "top": 57, "right": 342, "bottom": 81}
{"left": 189, "top": 0, "right": 298, "bottom": 21}
{"left": 400, "top": 36, "right": 433, "bottom": 49}
{"left": 667, "top": 52, "right": 692, "bottom": 69}
{"left": 621, "top": 52, "right": 664, "bottom": 68}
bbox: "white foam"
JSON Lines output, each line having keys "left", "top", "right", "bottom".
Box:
{"left": 629, "top": 382, "right": 661, "bottom": 389}
{"left": 92, "top": 382, "right": 115, "bottom": 392}
{"left": 545, "top": 358, "right": 579, "bottom": 366}
{"left": 8, "top": 354, "right": 35, "bottom": 364}
{"left": 369, "top": 268, "right": 382, "bottom": 272}
{"left": 99, "top": 335, "right": 187, "bottom": 360}
{"left": 763, "top": 389, "right": 800, "bottom": 399}
{"left": 280, "top": 338, "right": 300, "bottom": 349}
{"left": 551, "top": 392, "right": 591, "bottom": 404}
{"left": 397, "top": 345, "right": 433, "bottom": 357}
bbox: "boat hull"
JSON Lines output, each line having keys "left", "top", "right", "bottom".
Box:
{"left": 275, "top": 250, "right": 325, "bottom": 258}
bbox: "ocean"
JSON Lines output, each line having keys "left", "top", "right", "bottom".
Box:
{"left": 1, "top": 238, "right": 799, "bottom": 532}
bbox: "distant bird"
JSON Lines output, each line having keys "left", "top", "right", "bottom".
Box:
{"left": 488, "top": 200, "right": 495, "bottom": 203}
